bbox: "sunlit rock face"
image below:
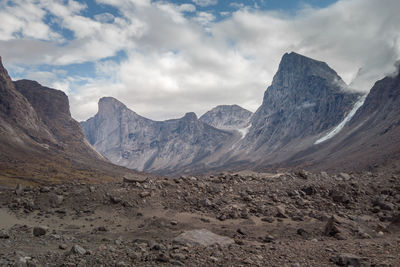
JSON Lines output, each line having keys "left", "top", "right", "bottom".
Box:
{"left": 199, "top": 105, "right": 252, "bottom": 131}
{"left": 81, "top": 97, "right": 235, "bottom": 174}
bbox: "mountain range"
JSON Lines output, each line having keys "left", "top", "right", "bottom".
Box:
{"left": 1, "top": 52, "right": 399, "bottom": 179}
{"left": 81, "top": 52, "right": 400, "bottom": 175}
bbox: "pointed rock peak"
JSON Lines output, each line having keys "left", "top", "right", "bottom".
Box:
{"left": 280, "top": 51, "right": 329, "bottom": 69}
{"left": 212, "top": 104, "right": 252, "bottom": 113}
{"left": 182, "top": 112, "right": 197, "bottom": 121}
{"left": 98, "top": 97, "right": 127, "bottom": 111}
{"left": 276, "top": 51, "right": 339, "bottom": 84}
{"left": 15, "top": 79, "right": 41, "bottom": 87}
{"left": 0, "top": 56, "right": 10, "bottom": 78}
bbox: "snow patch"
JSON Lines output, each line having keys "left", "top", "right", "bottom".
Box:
{"left": 315, "top": 95, "right": 367, "bottom": 145}
{"left": 237, "top": 124, "right": 252, "bottom": 139}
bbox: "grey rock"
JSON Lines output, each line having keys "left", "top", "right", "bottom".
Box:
{"left": 156, "top": 253, "right": 170, "bottom": 262}
{"left": 170, "top": 260, "right": 185, "bottom": 266}
{"left": 339, "top": 173, "right": 351, "bottom": 181}
{"left": 115, "top": 262, "right": 127, "bottom": 267}
{"left": 139, "top": 191, "right": 151, "bottom": 198}
{"left": 0, "top": 229, "right": 10, "bottom": 239}
{"left": 199, "top": 104, "right": 252, "bottom": 131}
{"left": 33, "top": 226, "right": 48, "bottom": 237}
{"left": 332, "top": 253, "right": 361, "bottom": 267}
{"left": 71, "top": 244, "right": 86, "bottom": 255}
{"left": 239, "top": 52, "right": 360, "bottom": 163}
{"left": 330, "top": 190, "right": 350, "bottom": 204}
{"left": 262, "top": 234, "right": 275, "bottom": 243}
{"left": 81, "top": 97, "right": 234, "bottom": 175}
{"left": 170, "top": 253, "right": 187, "bottom": 261}
{"left": 324, "top": 216, "right": 341, "bottom": 236}
{"left": 174, "top": 229, "right": 234, "bottom": 246}
{"left": 15, "top": 184, "right": 24, "bottom": 195}
{"left": 40, "top": 186, "right": 50, "bottom": 193}
{"left": 373, "top": 199, "right": 394, "bottom": 211}
{"left": 109, "top": 195, "right": 121, "bottom": 204}
{"left": 320, "top": 171, "right": 330, "bottom": 179}
{"left": 276, "top": 206, "right": 288, "bottom": 218}
{"left": 123, "top": 174, "right": 148, "bottom": 183}
{"left": 150, "top": 242, "right": 165, "bottom": 251}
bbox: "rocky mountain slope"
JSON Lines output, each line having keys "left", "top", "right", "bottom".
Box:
{"left": 81, "top": 52, "right": 369, "bottom": 175}
{"left": 0, "top": 57, "right": 137, "bottom": 185}
{"left": 289, "top": 64, "right": 400, "bottom": 172}
{"left": 1, "top": 170, "right": 399, "bottom": 266}
{"left": 199, "top": 105, "right": 252, "bottom": 131}
{"left": 81, "top": 97, "right": 238, "bottom": 175}
{"left": 235, "top": 52, "right": 361, "bottom": 163}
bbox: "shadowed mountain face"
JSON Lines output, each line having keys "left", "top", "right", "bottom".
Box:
{"left": 0, "top": 57, "right": 136, "bottom": 185}
{"left": 0, "top": 58, "right": 53, "bottom": 144}
{"left": 241, "top": 52, "right": 361, "bottom": 155}
{"left": 13, "top": 80, "right": 102, "bottom": 157}
{"left": 290, "top": 65, "right": 400, "bottom": 172}
{"left": 199, "top": 105, "right": 252, "bottom": 131}
{"left": 81, "top": 97, "right": 236, "bottom": 175}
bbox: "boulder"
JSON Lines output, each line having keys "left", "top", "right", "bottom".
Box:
{"left": 332, "top": 253, "right": 361, "bottom": 267}
{"left": 33, "top": 226, "right": 48, "bottom": 237}
{"left": 0, "top": 229, "right": 9, "bottom": 239}
{"left": 71, "top": 244, "right": 86, "bottom": 255}
{"left": 123, "top": 174, "right": 148, "bottom": 183}
{"left": 174, "top": 229, "right": 234, "bottom": 246}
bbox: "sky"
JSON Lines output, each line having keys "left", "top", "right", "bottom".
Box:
{"left": 0, "top": 0, "right": 399, "bottom": 121}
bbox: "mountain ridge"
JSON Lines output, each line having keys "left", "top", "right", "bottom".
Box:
{"left": 0, "top": 58, "right": 140, "bottom": 185}
{"left": 81, "top": 97, "right": 238, "bottom": 174}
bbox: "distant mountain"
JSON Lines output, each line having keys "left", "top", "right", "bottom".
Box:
{"left": 0, "top": 57, "right": 135, "bottom": 185}
{"left": 81, "top": 97, "right": 237, "bottom": 175}
{"left": 81, "top": 52, "right": 367, "bottom": 175}
{"left": 219, "top": 52, "right": 362, "bottom": 168}
{"left": 290, "top": 64, "right": 400, "bottom": 172}
{"left": 245, "top": 52, "right": 360, "bottom": 150}
{"left": 199, "top": 105, "right": 252, "bottom": 132}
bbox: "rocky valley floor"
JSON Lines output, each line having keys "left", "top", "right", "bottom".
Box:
{"left": 0, "top": 170, "right": 400, "bottom": 266}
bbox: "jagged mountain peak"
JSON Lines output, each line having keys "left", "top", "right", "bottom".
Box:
{"left": 276, "top": 52, "right": 342, "bottom": 88}
{"left": 280, "top": 52, "right": 330, "bottom": 69}
{"left": 81, "top": 97, "right": 235, "bottom": 174}
{"left": 97, "top": 96, "right": 133, "bottom": 119}
{"left": 0, "top": 56, "right": 13, "bottom": 87}
{"left": 241, "top": 52, "right": 360, "bottom": 158}
{"left": 182, "top": 112, "right": 198, "bottom": 121}
{"left": 199, "top": 104, "right": 252, "bottom": 130}
{"left": 99, "top": 96, "right": 127, "bottom": 110}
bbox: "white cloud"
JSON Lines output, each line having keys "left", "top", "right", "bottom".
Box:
{"left": 193, "top": 12, "right": 216, "bottom": 29}
{"left": 0, "top": 0, "right": 399, "bottom": 122}
{"left": 178, "top": 4, "right": 196, "bottom": 13}
{"left": 94, "top": 12, "right": 115, "bottom": 23}
{"left": 192, "top": 0, "right": 218, "bottom": 7}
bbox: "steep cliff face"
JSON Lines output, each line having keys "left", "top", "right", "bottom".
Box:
{"left": 0, "top": 57, "right": 53, "bottom": 144}
{"left": 199, "top": 105, "right": 252, "bottom": 131}
{"left": 81, "top": 53, "right": 365, "bottom": 174}
{"left": 241, "top": 52, "right": 361, "bottom": 155}
{"left": 81, "top": 97, "right": 235, "bottom": 174}
{"left": 291, "top": 65, "right": 400, "bottom": 172}
{"left": 0, "top": 57, "right": 134, "bottom": 185}
{"left": 13, "top": 80, "right": 104, "bottom": 159}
